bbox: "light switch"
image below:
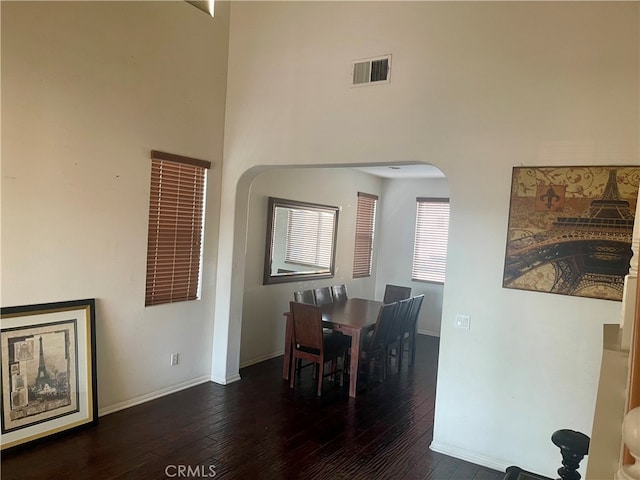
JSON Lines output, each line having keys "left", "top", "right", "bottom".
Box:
{"left": 455, "top": 315, "right": 470, "bottom": 330}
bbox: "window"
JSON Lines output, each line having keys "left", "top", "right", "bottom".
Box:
{"left": 284, "top": 208, "right": 336, "bottom": 269}
{"left": 353, "top": 192, "right": 378, "bottom": 278}
{"left": 412, "top": 198, "right": 450, "bottom": 283}
{"left": 145, "top": 150, "right": 211, "bottom": 306}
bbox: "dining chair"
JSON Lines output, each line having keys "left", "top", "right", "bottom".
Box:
{"left": 289, "top": 302, "right": 351, "bottom": 396}
{"left": 313, "top": 287, "right": 334, "bottom": 306}
{"left": 294, "top": 289, "right": 316, "bottom": 305}
{"left": 360, "top": 302, "right": 398, "bottom": 384}
{"left": 386, "top": 297, "right": 413, "bottom": 374}
{"left": 383, "top": 284, "right": 412, "bottom": 304}
{"left": 400, "top": 294, "right": 424, "bottom": 367}
{"left": 331, "top": 284, "right": 348, "bottom": 303}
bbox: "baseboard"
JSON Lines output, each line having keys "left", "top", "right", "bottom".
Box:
{"left": 417, "top": 329, "right": 440, "bottom": 337}
{"left": 211, "top": 373, "right": 241, "bottom": 385}
{"left": 429, "top": 440, "right": 511, "bottom": 473}
{"left": 98, "top": 375, "right": 211, "bottom": 417}
{"left": 240, "top": 351, "right": 283, "bottom": 369}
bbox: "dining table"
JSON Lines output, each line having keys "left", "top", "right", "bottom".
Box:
{"left": 283, "top": 297, "right": 382, "bottom": 398}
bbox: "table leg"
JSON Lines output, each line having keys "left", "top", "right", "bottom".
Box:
{"left": 348, "top": 330, "right": 361, "bottom": 398}
{"left": 283, "top": 315, "right": 292, "bottom": 380}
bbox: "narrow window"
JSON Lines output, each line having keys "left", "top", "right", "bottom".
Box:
{"left": 353, "top": 193, "right": 378, "bottom": 278}
{"left": 145, "top": 151, "right": 211, "bottom": 306}
{"left": 412, "top": 198, "right": 450, "bottom": 283}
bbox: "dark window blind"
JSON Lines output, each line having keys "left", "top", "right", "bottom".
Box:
{"left": 411, "top": 198, "right": 450, "bottom": 283}
{"left": 353, "top": 193, "right": 378, "bottom": 278}
{"left": 145, "top": 151, "right": 211, "bottom": 306}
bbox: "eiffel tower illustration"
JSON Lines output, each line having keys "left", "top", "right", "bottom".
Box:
{"left": 35, "top": 336, "right": 51, "bottom": 390}
{"left": 503, "top": 169, "right": 635, "bottom": 297}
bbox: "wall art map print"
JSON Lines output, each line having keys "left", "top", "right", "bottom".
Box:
{"left": 503, "top": 166, "right": 639, "bottom": 301}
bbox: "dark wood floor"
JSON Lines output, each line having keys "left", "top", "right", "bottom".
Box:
{"left": 2, "top": 335, "right": 503, "bottom": 480}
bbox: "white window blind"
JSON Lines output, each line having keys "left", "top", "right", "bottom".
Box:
{"left": 145, "top": 151, "right": 211, "bottom": 306}
{"left": 285, "top": 208, "right": 335, "bottom": 268}
{"left": 412, "top": 198, "right": 450, "bottom": 283}
{"left": 353, "top": 192, "right": 378, "bottom": 278}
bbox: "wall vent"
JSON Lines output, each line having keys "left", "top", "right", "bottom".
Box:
{"left": 352, "top": 55, "right": 391, "bottom": 86}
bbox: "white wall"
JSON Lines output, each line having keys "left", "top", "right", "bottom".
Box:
{"left": 219, "top": 2, "right": 639, "bottom": 476}
{"left": 240, "top": 167, "right": 382, "bottom": 367}
{"left": 1, "top": 1, "right": 230, "bottom": 413}
{"left": 376, "top": 177, "right": 449, "bottom": 337}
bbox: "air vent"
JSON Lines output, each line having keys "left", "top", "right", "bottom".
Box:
{"left": 352, "top": 55, "right": 391, "bottom": 86}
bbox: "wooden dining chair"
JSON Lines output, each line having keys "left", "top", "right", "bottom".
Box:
{"left": 400, "top": 294, "right": 424, "bottom": 367}
{"left": 360, "top": 302, "right": 398, "bottom": 384}
{"left": 383, "top": 284, "right": 412, "bottom": 304}
{"left": 294, "top": 289, "right": 316, "bottom": 305}
{"left": 289, "top": 302, "right": 351, "bottom": 396}
{"left": 386, "top": 297, "right": 413, "bottom": 374}
{"left": 331, "top": 284, "right": 348, "bottom": 303}
{"left": 313, "top": 287, "right": 334, "bottom": 306}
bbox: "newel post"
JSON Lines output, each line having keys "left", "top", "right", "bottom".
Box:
{"left": 551, "top": 430, "right": 590, "bottom": 480}
{"left": 616, "top": 407, "right": 640, "bottom": 480}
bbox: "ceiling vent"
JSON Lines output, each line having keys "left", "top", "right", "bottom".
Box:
{"left": 352, "top": 55, "right": 391, "bottom": 86}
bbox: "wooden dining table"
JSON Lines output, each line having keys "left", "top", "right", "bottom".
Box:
{"left": 283, "top": 298, "right": 382, "bottom": 398}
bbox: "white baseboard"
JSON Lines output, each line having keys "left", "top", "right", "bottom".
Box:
{"left": 240, "top": 350, "right": 283, "bottom": 369}
{"left": 98, "top": 375, "right": 211, "bottom": 417}
{"left": 417, "top": 329, "right": 440, "bottom": 337}
{"left": 211, "top": 373, "right": 241, "bottom": 385}
{"left": 429, "top": 440, "right": 512, "bottom": 473}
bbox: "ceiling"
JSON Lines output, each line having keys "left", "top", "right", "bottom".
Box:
{"left": 353, "top": 164, "right": 445, "bottom": 179}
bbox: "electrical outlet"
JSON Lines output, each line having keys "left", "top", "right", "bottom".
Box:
{"left": 170, "top": 353, "right": 179, "bottom": 366}
{"left": 455, "top": 315, "right": 470, "bottom": 330}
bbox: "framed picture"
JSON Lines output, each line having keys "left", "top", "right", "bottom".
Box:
{"left": 0, "top": 299, "right": 97, "bottom": 450}
{"left": 503, "top": 166, "right": 639, "bottom": 301}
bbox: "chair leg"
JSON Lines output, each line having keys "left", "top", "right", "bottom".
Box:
{"left": 382, "top": 349, "right": 388, "bottom": 381}
{"left": 316, "top": 361, "right": 324, "bottom": 396}
{"left": 290, "top": 357, "right": 296, "bottom": 389}
{"left": 410, "top": 333, "right": 416, "bottom": 366}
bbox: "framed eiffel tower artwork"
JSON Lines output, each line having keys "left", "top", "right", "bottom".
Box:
{"left": 503, "top": 166, "right": 639, "bottom": 301}
{"left": 0, "top": 299, "right": 97, "bottom": 450}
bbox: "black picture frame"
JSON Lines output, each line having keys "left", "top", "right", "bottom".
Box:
{"left": 1, "top": 299, "right": 97, "bottom": 450}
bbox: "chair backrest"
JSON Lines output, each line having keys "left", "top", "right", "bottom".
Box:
{"left": 331, "top": 284, "right": 348, "bottom": 303}
{"left": 388, "top": 297, "right": 412, "bottom": 344}
{"left": 382, "top": 285, "right": 411, "bottom": 303}
{"left": 403, "top": 294, "right": 425, "bottom": 335}
{"left": 290, "top": 302, "right": 324, "bottom": 353}
{"left": 314, "top": 287, "right": 334, "bottom": 306}
{"left": 368, "top": 302, "right": 398, "bottom": 353}
{"left": 383, "top": 284, "right": 412, "bottom": 304}
{"left": 294, "top": 289, "right": 316, "bottom": 305}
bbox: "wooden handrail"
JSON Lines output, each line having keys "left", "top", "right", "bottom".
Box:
{"left": 624, "top": 272, "right": 640, "bottom": 465}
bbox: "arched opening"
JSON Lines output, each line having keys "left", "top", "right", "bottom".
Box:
{"left": 223, "top": 163, "right": 450, "bottom": 372}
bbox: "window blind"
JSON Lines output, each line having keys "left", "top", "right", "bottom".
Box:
{"left": 353, "top": 192, "right": 378, "bottom": 278}
{"left": 145, "top": 151, "right": 211, "bottom": 306}
{"left": 285, "top": 208, "right": 335, "bottom": 268}
{"left": 411, "top": 198, "right": 450, "bottom": 283}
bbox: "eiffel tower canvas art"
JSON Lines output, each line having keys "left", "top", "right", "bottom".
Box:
{"left": 503, "top": 166, "right": 639, "bottom": 301}
{"left": 1, "top": 299, "right": 97, "bottom": 450}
